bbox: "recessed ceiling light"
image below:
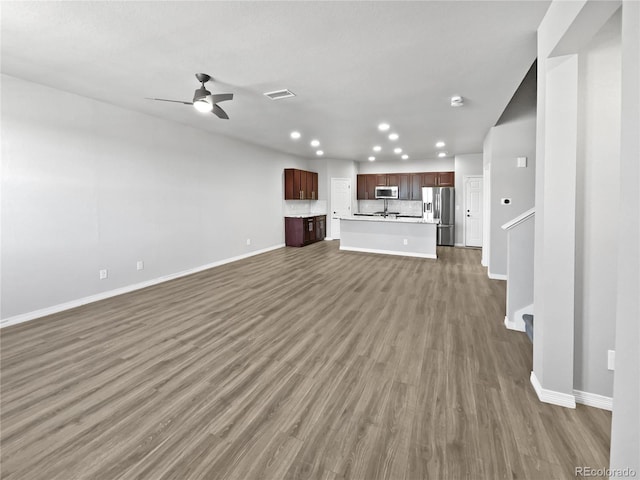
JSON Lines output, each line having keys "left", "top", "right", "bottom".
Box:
{"left": 394, "top": 147, "right": 402, "bottom": 154}
{"left": 401, "top": 154, "right": 409, "bottom": 160}
{"left": 368, "top": 156, "right": 375, "bottom": 161}
{"left": 373, "top": 145, "right": 382, "bottom": 152}
{"left": 450, "top": 95, "right": 464, "bottom": 107}
{"left": 388, "top": 133, "right": 399, "bottom": 141}
{"left": 435, "top": 141, "right": 446, "bottom": 148}
{"left": 310, "top": 139, "right": 320, "bottom": 147}
{"left": 378, "top": 123, "right": 390, "bottom": 131}
{"left": 316, "top": 150, "right": 324, "bottom": 156}
{"left": 438, "top": 152, "right": 447, "bottom": 158}
{"left": 290, "top": 131, "right": 301, "bottom": 139}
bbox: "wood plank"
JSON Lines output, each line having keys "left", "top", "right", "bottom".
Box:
{"left": 0, "top": 242, "right": 611, "bottom": 479}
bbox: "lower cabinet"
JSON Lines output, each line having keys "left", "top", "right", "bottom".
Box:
{"left": 285, "top": 215, "right": 326, "bottom": 247}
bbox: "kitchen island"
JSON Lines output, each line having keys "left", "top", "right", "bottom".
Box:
{"left": 339, "top": 216, "right": 438, "bottom": 259}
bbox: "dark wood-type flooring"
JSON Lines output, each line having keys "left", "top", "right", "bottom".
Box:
{"left": 1, "top": 242, "right": 611, "bottom": 479}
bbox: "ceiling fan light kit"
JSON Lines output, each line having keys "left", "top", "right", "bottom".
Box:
{"left": 149, "top": 73, "right": 233, "bottom": 119}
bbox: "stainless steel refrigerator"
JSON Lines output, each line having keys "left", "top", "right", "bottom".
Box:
{"left": 422, "top": 187, "right": 455, "bottom": 246}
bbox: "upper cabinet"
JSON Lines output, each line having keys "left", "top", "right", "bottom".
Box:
{"left": 356, "top": 171, "right": 454, "bottom": 200}
{"left": 409, "top": 173, "right": 423, "bottom": 200}
{"left": 437, "top": 171, "right": 455, "bottom": 186}
{"left": 387, "top": 173, "right": 410, "bottom": 200}
{"left": 284, "top": 168, "right": 319, "bottom": 200}
{"left": 423, "top": 171, "right": 455, "bottom": 187}
{"left": 357, "top": 174, "right": 386, "bottom": 200}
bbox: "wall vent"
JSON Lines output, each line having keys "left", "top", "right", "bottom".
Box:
{"left": 264, "top": 89, "right": 296, "bottom": 100}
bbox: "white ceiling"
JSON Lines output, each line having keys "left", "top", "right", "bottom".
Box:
{"left": 1, "top": 1, "right": 550, "bottom": 162}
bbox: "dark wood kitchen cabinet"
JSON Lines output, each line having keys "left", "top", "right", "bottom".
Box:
{"left": 356, "top": 174, "right": 388, "bottom": 200}
{"left": 285, "top": 215, "right": 326, "bottom": 247}
{"left": 437, "top": 171, "right": 455, "bottom": 186}
{"left": 284, "top": 169, "right": 318, "bottom": 200}
{"left": 356, "top": 171, "right": 454, "bottom": 200}
{"left": 387, "top": 173, "right": 410, "bottom": 200}
{"left": 423, "top": 171, "right": 455, "bottom": 187}
{"left": 356, "top": 172, "right": 455, "bottom": 201}
{"left": 410, "top": 173, "right": 423, "bottom": 200}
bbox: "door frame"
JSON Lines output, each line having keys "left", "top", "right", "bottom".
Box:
{"left": 330, "top": 177, "right": 352, "bottom": 240}
{"left": 463, "top": 175, "right": 483, "bottom": 248}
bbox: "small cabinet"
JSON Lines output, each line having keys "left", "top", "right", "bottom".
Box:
{"left": 284, "top": 169, "right": 319, "bottom": 200}
{"left": 423, "top": 172, "right": 438, "bottom": 187}
{"left": 410, "top": 173, "right": 423, "bottom": 200}
{"left": 388, "top": 174, "right": 410, "bottom": 200}
{"left": 423, "top": 171, "right": 455, "bottom": 187}
{"left": 304, "top": 217, "right": 315, "bottom": 244}
{"left": 437, "top": 171, "right": 455, "bottom": 186}
{"left": 285, "top": 215, "right": 326, "bottom": 247}
{"left": 315, "top": 215, "right": 326, "bottom": 240}
{"left": 356, "top": 174, "right": 387, "bottom": 200}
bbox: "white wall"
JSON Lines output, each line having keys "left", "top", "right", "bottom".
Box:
{"left": 482, "top": 133, "right": 492, "bottom": 267}
{"left": 483, "top": 62, "right": 537, "bottom": 279}
{"left": 1, "top": 75, "right": 310, "bottom": 321}
{"left": 505, "top": 214, "right": 535, "bottom": 330}
{"left": 610, "top": 1, "right": 640, "bottom": 475}
{"left": 454, "top": 153, "right": 483, "bottom": 246}
{"left": 532, "top": 0, "right": 625, "bottom": 406}
{"left": 574, "top": 11, "right": 621, "bottom": 398}
{"left": 356, "top": 158, "right": 454, "bottom": 174}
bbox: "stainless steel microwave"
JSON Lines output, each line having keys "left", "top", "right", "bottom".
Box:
{"left": 375, "top": 185, "right": 399, "bottom": 199}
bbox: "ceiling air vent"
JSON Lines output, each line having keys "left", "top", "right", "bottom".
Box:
{"left": 264, "top": 89, "right": 296, "bottom": 100}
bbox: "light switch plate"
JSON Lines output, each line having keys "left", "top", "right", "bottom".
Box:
{"left": 517, "top": 156, "right": 527, "bottom": 168}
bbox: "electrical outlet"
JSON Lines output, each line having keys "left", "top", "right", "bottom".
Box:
{"left": 136, "top": 260, "right": 144, "bottom": 271}
{"left": 99, "top": 269, "right": 108, "bottom": 280}
{"left": 246, "top": 238, "right": 251, "bottom": 246}
{"left": 608, "top": 350, "right": 615, "bottom": 371}
{"left": 403, "top": 238, "right": 408, "bottom": 245}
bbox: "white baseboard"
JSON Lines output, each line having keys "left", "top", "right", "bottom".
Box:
{"left": 488, "top": 271, "right": 508, "bottom": 281}
{"left": 530, "top": 371, "right": 576, "bottom": 408}
{"left": 505, "top": 305, "right": 531, "bottom": 332}
{"left": 454, "top": 243, "right": 465, "bottom": 247}
{"left": 573, "top": 390, "right": 613, "bottom": 411}
{"left": 503, "top": 315, "right": 526, "bottom": 333}
{"left": 339, "top": 246, "right": 437, "bottom": 259}
{"left": 0, "top": 244, "right": 285, "bottom": 329}
{"left": 324, "top": 237, "right": 334, "bottom": 241}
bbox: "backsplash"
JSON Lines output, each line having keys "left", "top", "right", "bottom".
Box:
{"left": 358, "top": 200, "right": 422, "bottom": 216}
{"left": 283, "top": 200, "right": 327, "bottom": 217}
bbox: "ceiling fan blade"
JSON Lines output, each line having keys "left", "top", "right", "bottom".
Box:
{"left": 146, "top": 97, "right": 193, "bottom": 105}
{"left": 210, "top": 93, "right": 233, "bottom": 103}
{"left": 212, "top": 104, "right": 229, "bottom": 120}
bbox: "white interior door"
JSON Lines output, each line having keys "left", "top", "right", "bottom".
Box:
{"left": 465, "top": 176, "right": 483, "bottom": 247}
{"left": 330, "top": 178, "right": 351, "bottom": 239}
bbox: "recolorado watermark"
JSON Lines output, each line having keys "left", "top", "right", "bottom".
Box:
{"left": 575, "top": 466, "right": 637, "bottom": 477}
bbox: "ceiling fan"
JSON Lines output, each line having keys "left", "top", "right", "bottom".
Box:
{"left": 148, "top": 73, "right": 233, "bottom": 119}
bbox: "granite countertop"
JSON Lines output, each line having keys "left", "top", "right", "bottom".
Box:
{"left": 340, "top": 215, "right": 438, "bottom": 224}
